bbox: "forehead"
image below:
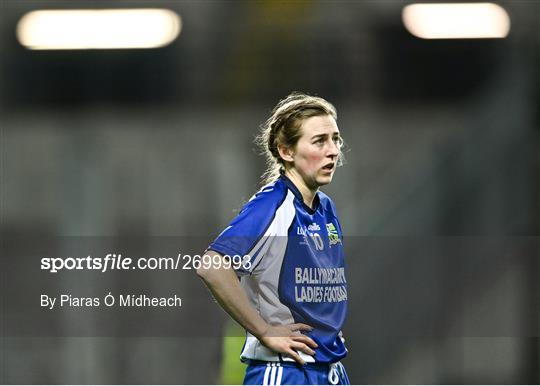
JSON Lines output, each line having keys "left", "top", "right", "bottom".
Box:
{"left": 299, "top": 115, "right": 339, "bottom": 137}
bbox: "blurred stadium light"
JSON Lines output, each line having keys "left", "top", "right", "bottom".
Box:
{"left": 402, "top": 3, "right": 510, "bottom": 39}
{"left": 16, "top": 9, "right": 181, "bottom": 50}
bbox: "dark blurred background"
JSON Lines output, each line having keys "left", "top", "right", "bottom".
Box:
{"left": 1, "top": 0, "right": 539, "bottom": 384}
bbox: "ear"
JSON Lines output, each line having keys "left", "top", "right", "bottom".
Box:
{"left": 277, "top": 143, "right": 294, "bottom": 163}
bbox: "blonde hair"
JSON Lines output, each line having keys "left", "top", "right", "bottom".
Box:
{"left": 255, "top": 92, "right": 340, "bottom": 185}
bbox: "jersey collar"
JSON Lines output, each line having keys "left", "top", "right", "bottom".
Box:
{"left": 279, "top": 173, "right": 320, "bottom": 214}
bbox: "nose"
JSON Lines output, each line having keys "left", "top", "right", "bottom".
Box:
{"left": 327, "top": 139, "right": 339, "bottom": 159}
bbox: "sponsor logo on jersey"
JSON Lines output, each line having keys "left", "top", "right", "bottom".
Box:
{"left": 308, "top": 223, "right": 320, "bottom": 231}
{"left": 326, "top": 222, "right": 341, "bottom": 246}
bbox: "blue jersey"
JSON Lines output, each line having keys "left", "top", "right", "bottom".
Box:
{"left": 208, "top": 174, "right": 348, "bottom": 364}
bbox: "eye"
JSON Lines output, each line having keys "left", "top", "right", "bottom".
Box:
{"left": 314, "top": 138, "right": 325, "bottom": 146}
{"left": 333, "top": 136, "right": 343, "bottom": 148}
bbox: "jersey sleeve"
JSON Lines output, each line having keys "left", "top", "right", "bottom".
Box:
{"left": 207, "top": 184, "right": 288, "bottom": 275}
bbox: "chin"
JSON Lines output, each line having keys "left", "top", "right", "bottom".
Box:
{"left": 316, "top": 176, "right": 333, "bottom": 186}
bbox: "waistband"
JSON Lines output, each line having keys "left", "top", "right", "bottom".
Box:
{"left": 247, "top": 359, "right": 336, "bottom": 370}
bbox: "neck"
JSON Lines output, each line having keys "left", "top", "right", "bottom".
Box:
{"left": 284, "top": 169, "right": 318, "bottom": 209}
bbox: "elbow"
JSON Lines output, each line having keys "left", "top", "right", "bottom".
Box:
{"left": 196, "top": 263, "right": 235, "bottom": 285}
{"left": 196, "top": 250, "right": 223, "bottom": 282}
{"left": 196, "top": 265, "right": 211, "bottom": 280}
{"left": 196, "top": 266, "right": 227, "bottom": 287}
{"left": 196, "top": 264, "right": 221, "bottom": 283}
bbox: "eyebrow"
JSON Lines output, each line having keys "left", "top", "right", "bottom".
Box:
{"left": 311, "top": 132, "right": 341, "bottom": 140}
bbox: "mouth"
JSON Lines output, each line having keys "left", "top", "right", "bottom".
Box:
{"left": 321, "top": 162, "right": 335, "bottom": 173}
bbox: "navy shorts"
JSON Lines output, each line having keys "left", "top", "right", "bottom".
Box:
{"left": 243, "top": 360, "right": 349, "bottom": 385}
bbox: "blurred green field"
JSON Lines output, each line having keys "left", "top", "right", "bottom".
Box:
{"left": 220, "top": 321, "right": 247, "bottom": 384}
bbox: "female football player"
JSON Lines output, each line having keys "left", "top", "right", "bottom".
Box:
{"left": 197, "top": 92, "right": 349, "bottom": 385}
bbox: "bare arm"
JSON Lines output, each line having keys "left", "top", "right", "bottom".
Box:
{"left": 196, "top": 250, "right": 318, "bottom": 364}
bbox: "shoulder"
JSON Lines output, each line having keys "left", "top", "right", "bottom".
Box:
{"left": 318, "top": 191, "right": 344, "bottom": 236}
{"left": 227, "top": 178, "right": 293, "bottom": 234}
{"left": 242, "top": 178, "right": 290, "bottom": 215}
{"left": 317, "top": 190, "right": 338, "bottom": 214}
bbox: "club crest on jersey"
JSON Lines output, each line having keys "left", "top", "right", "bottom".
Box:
{"left": 326, "top": 222, "right": 341, "bottom": 246}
